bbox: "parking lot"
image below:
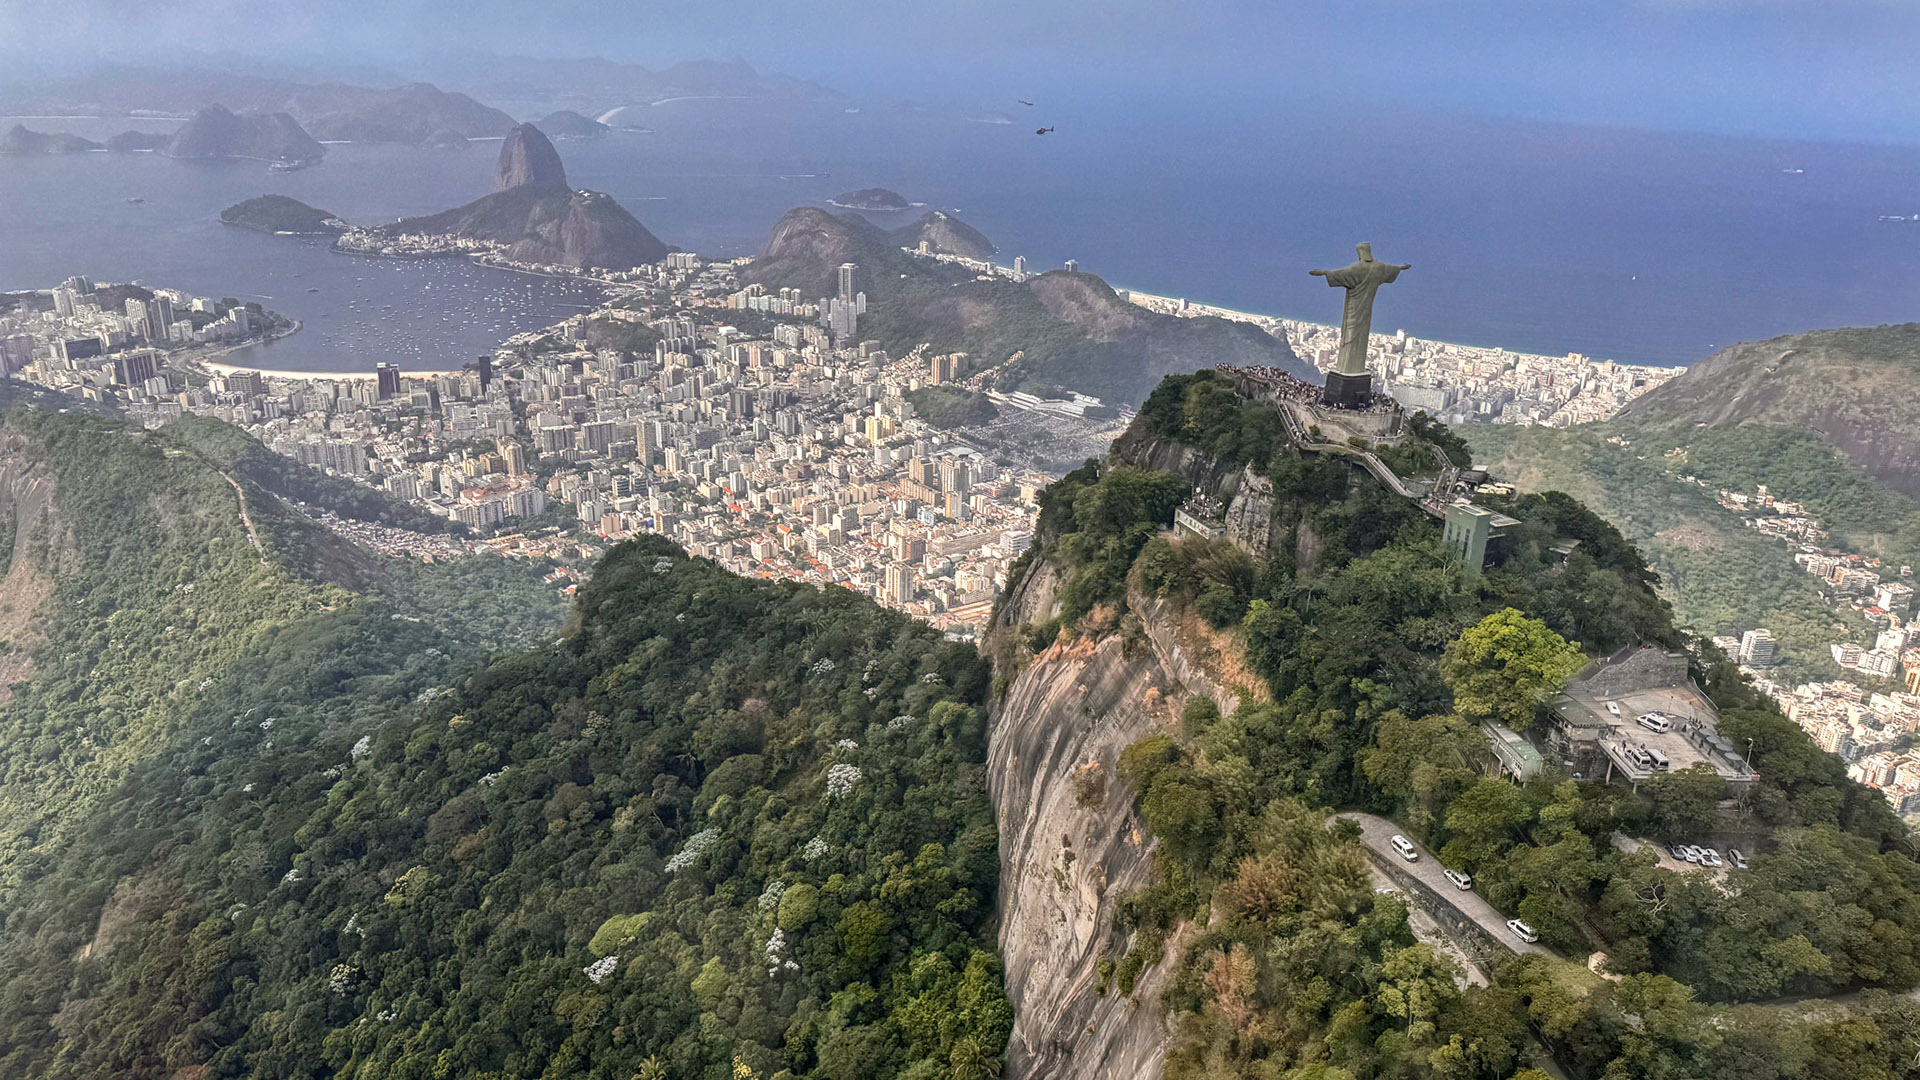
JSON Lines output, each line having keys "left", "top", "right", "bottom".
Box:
{"left": 1616, "top": 834, "right": 1734, "bottom": 879}
{"left": 1601, "top": 688, "right": 1718, "bottom": 768}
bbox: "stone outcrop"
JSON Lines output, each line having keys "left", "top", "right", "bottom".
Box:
{"left": 0, "top": 423, "right": 62, "bottom": 703}
{"left": 1222, "top": 465, "right": 1277, "bottom": 555}
{"left": 991, "top": 621, "right": 1177, "bottom": 1080}
{"left": 493, "top": 122, "right": 569, "bottom": 191}
{"left": 889, "top": 210, "right": 996, "bottom": 259}
{"left": 374, "top": 124, "right": 669, "bottom": 269}
{"left": 990, "top": 531, "right": 1272, "bottom": 1080}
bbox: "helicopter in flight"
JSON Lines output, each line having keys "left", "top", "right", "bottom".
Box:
{"left": 1035, "top": 126, "right": 1055, "bottom": 135}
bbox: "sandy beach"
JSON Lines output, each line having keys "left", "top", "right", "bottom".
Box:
{"left": 199, "top": 358, "right": 464, "bottom": 381}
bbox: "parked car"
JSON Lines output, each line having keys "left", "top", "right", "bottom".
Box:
{"left": 1637, "top": 713, "right": 1672, "bottom": 734}
{"left": 1728, "top": 848, "right": 1749, "bottom": 869}
{"left": 1390, "top": 834, "right": 1419, "bottom": 862}
{"left": 1507, "top": 918, "right": 1539, "bottom": 944}
{"left": 1680, "top": 846, "right": 1702, "bottom": 864}
{"left": 1443, "top": 869, "right": 1473, "bottom": 891}
{"left": 1667, "top": 842, "right": 1689, "bottom": 861}
{"left": 1606, "top": 702, "right": 1622, "bottom": 716}
{"left": 1698, "top": 848, "right": 1724, "bottom": 868}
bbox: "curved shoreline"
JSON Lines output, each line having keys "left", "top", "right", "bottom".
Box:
{"left": 195, "top": 322, "right": 462, "bottom": 381}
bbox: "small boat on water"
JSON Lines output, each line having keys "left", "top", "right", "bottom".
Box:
{"left": 269, "top": 160, "right": 313, "bottom": 174}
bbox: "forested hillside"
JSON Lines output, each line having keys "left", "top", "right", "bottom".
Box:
{"left": 0, "top": 399, "right": 1010, "bottom": 1079}
{"left": 1616, "top": 323, "right": 1920, "bottom": 500}
{"left": 1465, "top": 419, "right": 1920, "bottom": 683}
{"left": 992, "top": 371, "right": 1920, "bottom": 1080}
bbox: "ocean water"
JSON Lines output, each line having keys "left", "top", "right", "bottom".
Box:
{"left": 4, "top": 98, "right": 1920, "bottom": 377}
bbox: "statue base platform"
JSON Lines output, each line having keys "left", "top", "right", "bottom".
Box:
{"left": 1322, "top": 370, "right": 1373, "bottom": 409}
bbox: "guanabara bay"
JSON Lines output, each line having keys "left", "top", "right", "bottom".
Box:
{"left": 3, "top": 6, "right": 1920, "bottom": 1080}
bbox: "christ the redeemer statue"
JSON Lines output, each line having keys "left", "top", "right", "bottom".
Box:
{"left": 1310, "top": 242, "right": 1409, "bottom": 408}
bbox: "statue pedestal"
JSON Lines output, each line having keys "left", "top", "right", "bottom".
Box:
{"left": 1322, "top": 370, "right": 1372, "bottom": 409}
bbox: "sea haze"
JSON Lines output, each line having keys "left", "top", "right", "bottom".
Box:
{"left": 3, "top": 97, "right": 1920, "bottom": 378}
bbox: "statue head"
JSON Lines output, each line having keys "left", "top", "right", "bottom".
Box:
{"left": 1356, "top": 242, "right": 1374, "bottom": 262}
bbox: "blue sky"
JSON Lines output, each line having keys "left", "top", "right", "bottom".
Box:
{"left": 8, "top": 0, "right": 1919, "bottom": 144}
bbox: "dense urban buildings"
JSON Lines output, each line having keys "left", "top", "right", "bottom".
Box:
{"left": 4, "top": 259, "right": 1047, "bottom": 637}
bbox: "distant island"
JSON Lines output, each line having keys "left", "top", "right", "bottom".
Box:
{"left": 830, "top": 187, "right": 912, "bottom": 212}
{"left": 4, "top": 72, "right": 515, "bottom": 146}
{"left": 163, "top": 104, "right": 324, "bottom": 164}
{"left": 221, "top": 195, "right": 346, "bottom": 235}
{"left": 0, "top": 125, "right": 103, "bottom": 154}
{"left": 2, "top": 117, "right": 307, "bottom": 161}
{"left": 537, "top": 110, "right": 610, "bottom": 139}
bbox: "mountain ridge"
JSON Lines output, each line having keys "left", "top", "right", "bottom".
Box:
{"left": 4, "top": 71, "right": 515, "bottom": 145}
{"left": 1616, "top": 322, "right": 1920, "bottom": 499}
{"left": 0, "top": 406, "right": 1011, "bottom": 1079}
{"left": 746, "top": 206, "right": 1310, "bottom": 403}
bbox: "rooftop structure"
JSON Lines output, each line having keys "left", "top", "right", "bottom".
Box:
{"left": 1442, "top": 501, "right": 1520, "bottom": 581}
{"left": 1550, "top": 645, "right": 1759, "bottom": 790}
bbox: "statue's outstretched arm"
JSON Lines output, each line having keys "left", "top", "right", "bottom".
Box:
{"left": 1309, "top": 269, "right": 1328, "bottom": 277}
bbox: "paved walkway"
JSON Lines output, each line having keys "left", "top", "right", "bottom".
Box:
{"left": 1338, "top": 812, "right": 1553, "bottom": 958}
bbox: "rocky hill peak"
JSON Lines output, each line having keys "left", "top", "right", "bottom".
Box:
{"left": 493, "top": 122, "right": 568, "bottom": 192}
{"left": 890, "top": 210, "right": 996, "bottom": 259}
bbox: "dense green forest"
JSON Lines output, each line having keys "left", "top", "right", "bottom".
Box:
{"left": 7, "top": 370, "right": 1919, "bottom": 1080}
{"left": 164, "top": 415, "right": 456, "bottom": 536}
{"left": 0, "top": 405, "right": 1010, "bottom": 1079}
{"left": 0, "top": 405, "right": 564, "bottom": 894}
{"left": 1003, "top": 372, "right": 1920, "bottom": 1079}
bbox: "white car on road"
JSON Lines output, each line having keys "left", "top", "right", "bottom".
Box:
{"left": 1506, "top": 918, "right": 1539, "bottom": 944}
{"left": 1443, "top": 869, "right": 1473, "bottom": 891}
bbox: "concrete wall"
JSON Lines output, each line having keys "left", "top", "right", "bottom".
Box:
{"left": 1576, "top": 646, "right": 1691, "bottom": 699}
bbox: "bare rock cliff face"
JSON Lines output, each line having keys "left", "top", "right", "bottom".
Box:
{"left": 991, "top": 627, "right": 1176, "bottom": 1080}
{"left": 493, "top": 122, "right": 569, "bottom": 191}
{"left": 0, "top": 427, "right": 63, "bottom": 703}
{"left": 991, "top": 553, "right": 1261, "bottom": 1080}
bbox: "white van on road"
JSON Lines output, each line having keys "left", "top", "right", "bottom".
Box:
{"left": 1390, "top": 834, "right": 1419, "bottom": 862}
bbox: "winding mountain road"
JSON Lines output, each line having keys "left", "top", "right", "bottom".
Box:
{"left": 1338, "top": 812, "right": 1554, "bottom": 958}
